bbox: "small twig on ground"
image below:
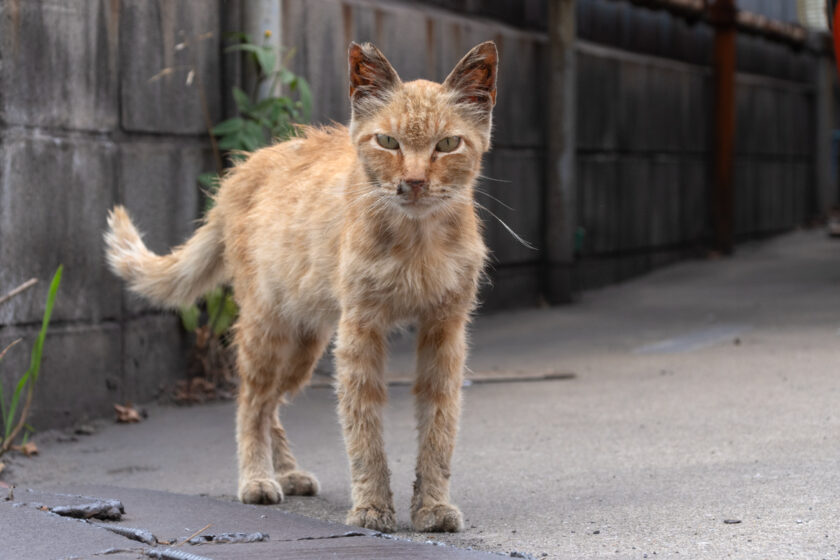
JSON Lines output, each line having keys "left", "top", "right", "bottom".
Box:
{"left": 0, "top": 278, "right": 37, "bottom": 307}
{"left": 178, "top": 523, "right": 212, "bottom": 546}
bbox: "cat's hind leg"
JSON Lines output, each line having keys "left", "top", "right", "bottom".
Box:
{"left": 236, "top": 318, "right": 330, "bottom": 504}
{"left": 270, "top": 329, "right": 331, "bottom": 496}
{"left": 235, "top": 319, "right": 286, "bottom": 505}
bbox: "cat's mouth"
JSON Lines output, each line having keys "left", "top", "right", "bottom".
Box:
{"left": 396, "top": 194, "right": 442, "bottom": 216}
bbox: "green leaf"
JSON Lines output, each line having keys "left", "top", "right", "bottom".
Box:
{"left": 218, "top": 133, "right": 246, "bottom": 152}
{"left": 211, "top": 117, "right": 245, "bottom": 136}
{"left": 197, "top": 172, "right": 219, "bottom": 191}
{"left": 179, "top": 305, "right": 200, "bottom": 332}
{"left": 212, "top": 293, "right": 239, "bottom": 336}
{"left": 226, "top": 44, "right": 275, "bottom": 77}
{"left": 6, "top": 265, "right": 61, "bottom": 441}
{"left": 240, "top": 121, "right": 266, "bottom": 152}
{"left": 253, "top": 46, "right": 276, "bottom": 77}
{"left": 0, "top": 371, "right": 7, "bottom": 436}
{"left": 278, "top": 68, "right": 296, "bottom": 85}
{"left": 291, "top": 77, "right": 312, "bottom": 123}
{"left": 223, "top": 31, "right": 252, "bottom": 44}
{"left": 232, "top": 87, "right": 252, "bottom": 114}
{"left": 27, "top": 266, "right": 61, "bottom": 385}
{"left": 205, "top": 287, "right": 224, "bottom": 327}
{"left": 6, "top": 371, "right": 29, "bottom": 441}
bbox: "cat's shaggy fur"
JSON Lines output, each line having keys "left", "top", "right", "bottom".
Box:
{"left": 104, "top": 41, "right": 498, "bottom": 533}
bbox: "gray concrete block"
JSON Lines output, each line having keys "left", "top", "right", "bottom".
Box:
{"left": 491, "top": 31, "right": 546, "bottom": 149}
{"left": 734, "top": 158, "right": 757, "bottom": 237}
{"left": 479, "top": 264, "right": 542, "bottom": 312}
{"left": 734, "top": 82, "right": 755, "bottom": 155}
{"left": 681, "top": 70, "right": 711, "bottom": 153}
{"left": 433, "top": 18, "right": 472, "bottom": 84}
{"left": 649, "top": 157, "right": 682, "bottom": 247}
{"left": 753, "top": 86, "right": 781, "bottom": 155}
{"left": 681, "top": 158, "right": 708, "bottom": 243}
{"left": 0, "top": 323, "right": 121, "bottom": 431}
{"left": 0, "top": 132, "right": 120, "bottom": 325}
{"left": 120, "top": 0, "right": 222, "bottom": 134}
{"left": 123, "top": 314, "right": 188, "bottom": 404}
{"left": 117, "top": 140, "right": 205, "bottom": 315}
{"left": 375, "top": 5, "right": 433, "bottom": 83}
{"left": 0, "top": 0, "right": 119, "bottom": 131}
{"left": 577, "top": 154, "right": 619, "bottom": 256}
{"left": 577, "top": 51, "right": 619, "bottom": 151}
{"left": 480, "top": 149, "right": 544, "bottom": 266}
{"left": 790, "top": 90, "right": 813, "bottom": 157}
{"left": 617, "top": 58, "right": 650, "bottom": 152}
{"left": 646, "top": 65, "right": 682, "bottom": 152}
{"left": 616, "top": 157, "right": 650, "bottom": 252}
{"left": 574, "top": 257, "right": 617, "bottom": 291}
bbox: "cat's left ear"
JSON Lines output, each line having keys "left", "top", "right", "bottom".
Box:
{"left": 444, "top": 41, "right": 498, "bottom": 117}
{"left": 348, "top": 42, "right": 401, "bottom": 115}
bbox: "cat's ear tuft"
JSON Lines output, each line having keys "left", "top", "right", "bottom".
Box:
{"left": 443, "top": 41, "right": 498, "bottom": 117}
{"left": 348, "top": 42, "right": 401, "bottom": 114}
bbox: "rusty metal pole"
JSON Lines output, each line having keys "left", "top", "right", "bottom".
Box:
{"left": 709, "top": 0, "right": 737, "bottom": 255}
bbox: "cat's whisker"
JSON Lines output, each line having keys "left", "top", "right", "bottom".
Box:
{"left": 473, "top": 188, "right": 515, "bottom": 211}
{"left": 472, "top": 201, "right": 537, "bottom": 251}
{"left": 476, "top": 174, "right": 511, "bottom": 183}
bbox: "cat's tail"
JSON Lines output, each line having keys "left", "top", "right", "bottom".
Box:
{"left": 104, "top": 205, "right": 227, "bottom": 308}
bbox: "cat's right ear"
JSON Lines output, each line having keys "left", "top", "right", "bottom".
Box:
{"left": 348, "top": 42, "right": 401, "bottom": 115}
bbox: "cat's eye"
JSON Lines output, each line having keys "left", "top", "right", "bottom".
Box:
{"left": 436, "top": 136, "right": 461, "bottom": 153}
{"left": 376, "top": 134, "right": 400, "bottom": 150}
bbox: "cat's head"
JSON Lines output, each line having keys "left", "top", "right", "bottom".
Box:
{"left": 347, "top": 41, "right": 498, "bottom": 217}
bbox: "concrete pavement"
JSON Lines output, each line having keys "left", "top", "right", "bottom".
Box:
{"left": 5, "top": 229, "right": 840, "bottom": 559}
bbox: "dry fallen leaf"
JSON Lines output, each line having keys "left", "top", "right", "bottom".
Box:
{"left": 11, "top": 442, "right": 38, "bottom": 457}
{"left": 114, "top": 403, "right": 142, "bottom": 423}
{"left": 0, "top": 462, "right": 5, "bottom": 476}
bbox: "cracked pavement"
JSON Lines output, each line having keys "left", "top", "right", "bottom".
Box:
{"left": 5, "top": 230, "right": 840, "bottom": 559}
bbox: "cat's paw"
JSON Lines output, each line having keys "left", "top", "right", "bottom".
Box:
{"left": 411, "top": 503, "right": 464, "bottom": 533}
{"left": 346, "top": 505, "right": 397, "bottom": 533}
{"left": 239, "top": 478, "right": 283, "bottom": 505}
{"left": 276, "top": 469, "right": 320, "bottom": 496}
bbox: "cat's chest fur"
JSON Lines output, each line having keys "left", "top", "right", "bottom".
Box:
{"left": 340, "top": 215, "right": 486, "bottom": 320}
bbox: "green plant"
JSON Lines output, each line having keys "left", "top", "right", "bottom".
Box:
{"left": 196, "top": 31, "right": 312, "bottom": 193}
{"left": 178, "top": 32, "right": 312, "bottom": 394}
{"left": 0, "top": 265, "right": 62, "bottom": 455}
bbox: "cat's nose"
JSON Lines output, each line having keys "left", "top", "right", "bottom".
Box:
{"left": 403, "top": 179, "right": 428, "bottom": 193}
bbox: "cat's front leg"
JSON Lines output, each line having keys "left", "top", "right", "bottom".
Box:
{"left": 334, "top": 314, "right": 396, "bottom": 532}
{"left": 410, "top": 311, "right": 469, "bottom": 532}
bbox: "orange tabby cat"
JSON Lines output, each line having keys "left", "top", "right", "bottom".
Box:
{"left": 104, "top": 41, "right": 497, "bottom": 533}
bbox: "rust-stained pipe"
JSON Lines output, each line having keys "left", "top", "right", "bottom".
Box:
{"left": 709, "top": 0, "right": 737, "bottom": 254}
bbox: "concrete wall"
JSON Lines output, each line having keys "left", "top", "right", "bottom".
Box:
{"left": 0, "top": 0, "right": 222, "bottom": 428}
{"left": 0, "top": 0, "right": 834, "bottom": 428}
{"left": 571, "top": 0, "right": 827, "bottom": 290}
